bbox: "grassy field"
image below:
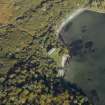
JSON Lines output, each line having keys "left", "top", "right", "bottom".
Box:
{"left": 0, "top": 0, "right": 14, "bottom": 24}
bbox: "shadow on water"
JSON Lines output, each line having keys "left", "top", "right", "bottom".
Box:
{"left": 56, "top": 78, "right": 93, "bottom": 105}
{"left": 60, "top": 78, "right": 85, "bottom": 94}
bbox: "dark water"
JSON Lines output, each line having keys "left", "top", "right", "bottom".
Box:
{"left": 59, "top": 9, "right": 105, "bottom": 105}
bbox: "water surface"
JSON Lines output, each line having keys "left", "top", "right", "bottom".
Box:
{"left": 59, "top": 9, "right": 105, "bottom": 105}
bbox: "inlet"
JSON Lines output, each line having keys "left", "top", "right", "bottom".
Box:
{"left": 58, "top": 8, "right": 105, "bottom": 105}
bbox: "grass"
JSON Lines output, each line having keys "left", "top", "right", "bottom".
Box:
{"left": 11, "top": 0, "right": 86, "bottom": 35}
{"left": 0, "top": 58, "right": 17, "bottom": 77}
{"left": 0, "top": 0, "right": 14, "bottom": 24}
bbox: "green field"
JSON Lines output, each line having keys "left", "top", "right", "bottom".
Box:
{"left": 49, "top": 48, "right": 62, "bottom": 66}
